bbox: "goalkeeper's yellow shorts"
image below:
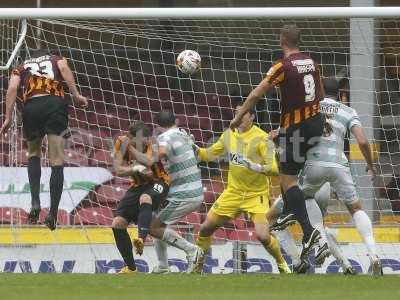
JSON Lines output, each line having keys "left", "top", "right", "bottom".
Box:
{"left": 210, "top": 188, "right": 269, "bottom": 223}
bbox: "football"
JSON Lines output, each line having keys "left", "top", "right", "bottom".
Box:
{"left": 176, "top": 50, "right": 201, "bottom": 75}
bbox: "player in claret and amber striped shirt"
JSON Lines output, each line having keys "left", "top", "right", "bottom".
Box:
{"left": 230, "top": 24, "right": 325, "bottom": 260}
{"left": 112, "top": 121, "right": 170, "bottom": 274}
{"left": 0, "top": 49, "right": 87, "bottom": 230}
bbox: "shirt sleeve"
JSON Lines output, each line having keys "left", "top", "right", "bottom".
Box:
{"left": 198, "top": 132, "right": 226, "bottom": 162}
{"left": 265, "top": 61, "right": 285, "bottom": 86}
{"left": 157, "top": 134, "right": 172, "bottom": 155}
{"left": 257, "top": 136, "right": 279, "bottom": 176}
{"left": 348, "top": 109, "right": 362, "bottom": 130}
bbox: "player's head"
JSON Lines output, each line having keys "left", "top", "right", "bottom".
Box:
{"left": 155, "top": 110, "right": 176, "bottom": 129}
{"left": 323, "top": 77, "right": 339, "bottom": 100}
{"left": 128, "top": 120, "right": 152, "bottom": 145}
{"left": 280, "top": 24, "right": 301, "bottom": 50}
{"left": 234, "top": 104, "right": 255, "bottom": 131}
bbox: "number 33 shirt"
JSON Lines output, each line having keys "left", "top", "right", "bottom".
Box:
{"left": 265, "top": 53, "right": 323, "bottom": 129}
{"left": 12, "top": 54, "right": 65, "bottom": 102}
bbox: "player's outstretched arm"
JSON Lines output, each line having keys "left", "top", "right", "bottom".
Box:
{"left": 230, "top": 78, "right": 273, "bottom": 130}
{"left": 0, "top": 74, "right": 20, "bottom": 135}
{"left": 57, "top": 58, "right": 88, "bottom": 108}
{"left": 197, "top": 133, "right": 225, "bottom": 162}
{"left": 351, "top": 125, "right": 377, "bottom": 177}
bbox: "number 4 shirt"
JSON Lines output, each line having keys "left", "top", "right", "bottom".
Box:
{"left": 12, "top": 54, "right": 65, "bottom": 102}
{"left": 265, "top": 53, "right": 323, "bottom": 129}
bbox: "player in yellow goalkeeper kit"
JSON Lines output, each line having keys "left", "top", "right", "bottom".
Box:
{"left": 190, "top": 105, "right": 291, "bottom": 274}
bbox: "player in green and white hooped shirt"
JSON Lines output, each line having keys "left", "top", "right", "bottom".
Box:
{"left": 302, "top": 78, "right": 381, "bottom": 275}
{"left": 130, "top": 110, "right": 203, "bottom": 274}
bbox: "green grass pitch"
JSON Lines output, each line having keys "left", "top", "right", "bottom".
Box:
{"left": 0, "top": 273, "right": 399, "bottom": 300}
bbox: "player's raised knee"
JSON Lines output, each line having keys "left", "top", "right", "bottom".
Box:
{"left": 112, "top": 216, "right": 128, "bottom": 229}
{"left": 139, "top": 193, "right": 152, "bottom": 205}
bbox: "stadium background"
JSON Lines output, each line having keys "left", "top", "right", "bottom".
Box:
{"left": 0, "top": 0, "right": 400, "bottom": 275}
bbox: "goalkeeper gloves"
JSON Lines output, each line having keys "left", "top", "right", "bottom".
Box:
{"left": 242, "top": 158, "right": 264, "bottom": 173}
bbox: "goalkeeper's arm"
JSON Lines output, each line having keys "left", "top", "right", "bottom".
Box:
{"left": 242, "top": 156, "right": 279, "bottom": 176}
{"left": 196, "top": 133, "right": 226, "bottom": 162}
{"left": 243, "top": 137, "right": 279, "bottom": 176}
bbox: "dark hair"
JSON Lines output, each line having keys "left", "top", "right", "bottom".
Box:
{"left": 128, "top": 120, "right": 151, "bottom": 137}
{"left": 155, "top": 110, "right": 176, "bottom": 128}
{"left": 280, "top": 24, "right": 301, "bottom": 48}
{"left": 323, "top": 77, "right": 339, "bottom": 98}
{"left": 30, "top": 48, "right": 51, "bottom": 58}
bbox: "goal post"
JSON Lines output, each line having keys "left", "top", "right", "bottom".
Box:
{"left": 0, "top": 7, "right": 400, "bottom": 274}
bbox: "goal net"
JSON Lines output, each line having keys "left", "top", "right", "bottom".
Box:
{"left": 1, "top": 12, "right": 399, "bottom": 274}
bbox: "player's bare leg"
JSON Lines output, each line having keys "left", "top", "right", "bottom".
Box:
{"left": 192, "top": 212, "right": 230, "bottom": 273}
{"left": 27, "top": 137, "right": 43, "bottom": 224}
{"left": 253, "top": 214, "right": 291, "bottom": 274}
{"left": 280, "top": 174, "right": 320, "bottom": 258}
{"left": 112, "top": 216, "right": 137, "bottom": 274}
{"left": 46, "top": 134, "right": 65, "bottom": 230}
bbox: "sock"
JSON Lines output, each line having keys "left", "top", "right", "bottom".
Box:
{"left": 137, "top": 203, "right": 152, "bottom": 241}
{"left": 353, "top": 210, "right": 377, "bottom": 256}
{"left": 28, "top": 156, "right": 41, "bottom": 210}
{"left": 112, "top": 228, "right": 136, "bottom": 271}
{"left": 162, "top": 228, "right": 196, "bottom": 254}
{"left": 284, "top": 186, "right": 314, "bottom": 239}
{"left": 305, "top": 198, "right": 328, "bottom": 245}
{"left": 325, "top": 227, "right": 351, "bottom": 269}
{"left": 196, "top": 235, "right": 212, "bottom": 253}
{"left": 274, "top": 229, "right": 301, "bottom": 265}
{"left": 154, "top": 238, "right": 169, "bottom": 269}
{"left": 49, "top": 166, "right": 64, "bottom": 217}
{"left": 263, "top": 235, "right": 285, "bottom": 265}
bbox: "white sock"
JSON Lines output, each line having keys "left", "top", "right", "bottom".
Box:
{"left": 325, "top": 227, "right": 351, "bottom": 269}
{"left": 353, "top": 210, "right": 377, "bottom": 256}
{"left": 162, "top": 228, "right": 196, "bottom": 254}
{"left": 305, "top": 198, "right": 328, "bottom": 245}
{"left": 154, "top": 238, "right": 169, "bottom": 269}
{"left": 274, "top": 229, "right": 301, "bottom": 265}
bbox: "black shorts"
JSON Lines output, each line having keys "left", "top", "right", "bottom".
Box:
{"left": 277, "top": 113, "right": 324, "bottom": 176}
{"left": 23, "top": 95, "right": 68, "bottom": 141}
{"left": 115, "top": 182, "right": 169, "bottom": 224}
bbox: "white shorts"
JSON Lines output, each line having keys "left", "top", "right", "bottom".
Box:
{"left": 157, "top": 200, "right": 202, "bottom": 225}
{"left": 302, "top": 164, "right": 358, "bottom": 207}
{"left": 313, "top": 182, "right": 331, "bottom": 215}
{"left": 272, "top": 182, "right": 331, "bottom": 216}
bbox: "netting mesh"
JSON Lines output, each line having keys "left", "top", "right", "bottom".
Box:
{"left": 1, "top": 17, "right": 400, "bottom": 273}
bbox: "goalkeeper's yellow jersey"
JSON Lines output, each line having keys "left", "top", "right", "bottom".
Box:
{"left": 198, "top": 125, "right": 279, "bottom": 195}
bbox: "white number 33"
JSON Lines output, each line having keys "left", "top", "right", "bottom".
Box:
{"left": 24, "top": 60, "right": 54, "bottom": 80}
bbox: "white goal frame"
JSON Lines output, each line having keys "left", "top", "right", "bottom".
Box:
{"left": 0, "top": 7, "right": 400, "bottom": 19}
